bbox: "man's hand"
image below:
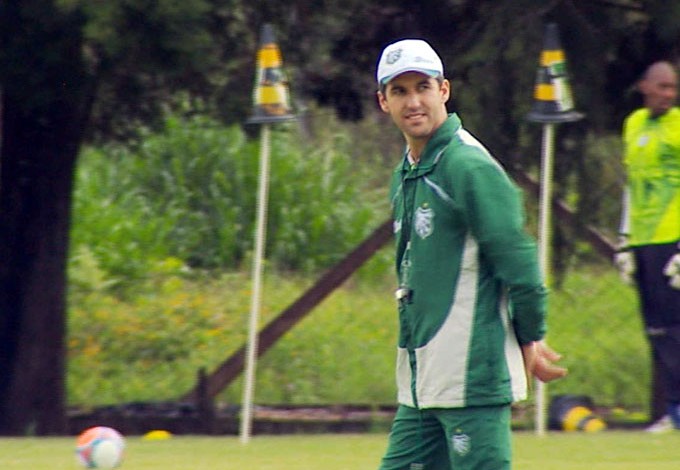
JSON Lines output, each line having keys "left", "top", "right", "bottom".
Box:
{"left": 521, "top": 340, "right": 568, "bottom": 383}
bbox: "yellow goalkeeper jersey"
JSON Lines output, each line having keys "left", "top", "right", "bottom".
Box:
{"left": 622, "top": 107, "right": 680, "bottom": 245}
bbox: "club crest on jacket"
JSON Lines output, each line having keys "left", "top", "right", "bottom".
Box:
{"left": 414, "top": 206, "right": 434, "bottom": 239}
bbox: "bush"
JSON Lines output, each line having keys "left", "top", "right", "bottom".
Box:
{"left": 70, "top": 113, "right": 383, "bottom": 290}
{"left": 66, "top": 268, "right": 397, "bottom": 406}
{"left": 67, "top": 261, "right": 648, "bottom": 410}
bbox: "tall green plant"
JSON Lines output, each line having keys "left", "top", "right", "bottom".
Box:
{"left": 70, "top": 113, "right": 383, "bottom": 290}
{"left": 71, "top": 146, "right": 176, "bottom": 287}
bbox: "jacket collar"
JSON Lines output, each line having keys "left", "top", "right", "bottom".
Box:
{"left": 400, "top": 113, "right": 461, "bottom": 177}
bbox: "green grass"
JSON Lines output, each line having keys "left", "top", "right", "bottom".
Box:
{"left": 2, "top": 432, "right": 680, "bottom": 469}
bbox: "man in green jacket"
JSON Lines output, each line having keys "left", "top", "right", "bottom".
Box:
{"left": 375, "top": 38, "right": 567, "bottom": 470}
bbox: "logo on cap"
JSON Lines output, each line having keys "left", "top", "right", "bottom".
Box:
{"left": 386, "top": 49, "right": 402, "bottom": 65}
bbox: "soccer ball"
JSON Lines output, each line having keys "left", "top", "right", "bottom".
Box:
{"left": 75, "top": 426, "right": 125, "bottom": 469}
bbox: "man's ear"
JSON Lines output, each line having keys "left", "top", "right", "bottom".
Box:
{"left": 440, "top": 79, "right": 451, "bottom": 103}
{"left": 377, "top": 91, "right": 390, "bottom": 113}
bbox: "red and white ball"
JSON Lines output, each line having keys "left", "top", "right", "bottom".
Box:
{"left": 75, "top": 426, "right": 125, "bottom": 469}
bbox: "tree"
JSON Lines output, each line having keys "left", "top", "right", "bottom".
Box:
{"left": 0, "top": 0, "right": 225, "bottom": 435}
{"left": 0, "top": 0, "right": 91, "bottom": 435}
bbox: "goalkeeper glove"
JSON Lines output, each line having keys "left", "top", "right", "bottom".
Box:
{"left": 613, "top": 236, "right": 635, "bottom": 285}
{"left": 663, "top": 244, "right": 680, "bottom": 290}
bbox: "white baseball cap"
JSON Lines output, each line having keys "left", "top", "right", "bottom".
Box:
{"left": 376, "top": 39, "right": 444, "bottom": 86}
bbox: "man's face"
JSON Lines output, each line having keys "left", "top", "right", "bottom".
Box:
{"left": 377, "top": 72, "right": 450, "bottom": 144}
{"left": 640, "top": 68, "right": 678, "bottom": 117}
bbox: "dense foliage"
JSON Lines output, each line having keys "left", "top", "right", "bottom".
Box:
{"left": 67, "top": 258, "right": 647, "bottom": 410}
{"left": 70, "top": 112, "right": 384, "bottom": 289}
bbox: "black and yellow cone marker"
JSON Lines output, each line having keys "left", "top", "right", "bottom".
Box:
{"left": 527, "top": 23, "right": 583, "bottom": 123}
{"left": 248, "top": 23, "right": 296, "bottom": 124}
{"left": 549, "top": 395, "right": 606, "bottom": 433}
{"left": 561, "top": 406, "right": 607, "bottom": 432}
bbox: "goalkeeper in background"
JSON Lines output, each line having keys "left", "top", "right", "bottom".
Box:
{"left": 616, "top": 61, "right": 680, "bottom": 432}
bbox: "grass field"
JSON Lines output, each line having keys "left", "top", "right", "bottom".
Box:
{"left": 1, "top": 431, "right": 679, "bottom": 469}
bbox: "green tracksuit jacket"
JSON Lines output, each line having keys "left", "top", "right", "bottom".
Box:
{"left": 389, "top": 113, "right": 547, "bottom": 409}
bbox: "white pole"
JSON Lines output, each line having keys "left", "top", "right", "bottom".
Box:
{"left": 535, "top": 122, "right": 555, "bottom": 436}
{"left": 240, "top": 123, "right": 272, "bottom": 444}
